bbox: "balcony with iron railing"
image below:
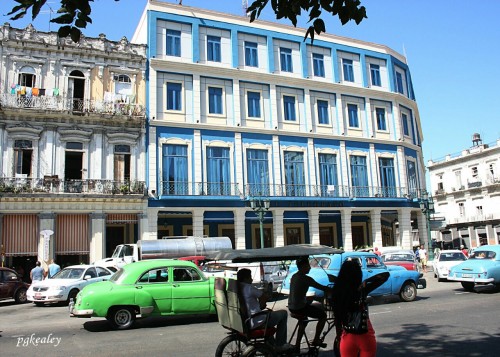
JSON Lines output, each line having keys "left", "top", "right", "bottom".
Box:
{"left": 0, "top": 177, "right": 146, "bottom": 196}
{"left": 158, "top": 181, "right": 423, "bottom": 200}
{"left": 0, "top": 93, "right": 145, "bottom": 118}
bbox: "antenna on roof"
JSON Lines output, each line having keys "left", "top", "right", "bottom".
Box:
{"left": 242, "top": 0, "right": 249, "bottom": 16}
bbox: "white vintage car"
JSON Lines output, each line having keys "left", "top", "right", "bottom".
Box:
{"left": 432, "top": 250, "right": 467, "bottom": 281}
{"left": 27, "top": 265, "right": 113, "bottom": 305}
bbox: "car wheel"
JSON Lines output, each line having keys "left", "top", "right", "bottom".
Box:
{"left": 461, "top": 282, "right": 475, "bottom": 292}
{"left": 399, "top": 282, "right": 417, "bottom": 302}
{"left": 66, "top": 289, "right": 79, "bottom": 305}
{"left": 14, "top": 288, "right": 28, "bottom": 304}
{"left": 215, "top": 334, "right": 248, "bottom": 357}
{"left": 107, "top": 307, "right": 136, "bottom": 330}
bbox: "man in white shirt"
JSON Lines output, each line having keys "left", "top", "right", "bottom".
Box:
{"left": 237, "top": 268, "right": 293, "bottom": 352}
{"left": 418, "top": 245, "right": 428, "bottom": 273}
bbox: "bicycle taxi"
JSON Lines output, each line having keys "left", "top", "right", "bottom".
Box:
{"left": 207, "top": 244, "right": 343, "bottom": 357}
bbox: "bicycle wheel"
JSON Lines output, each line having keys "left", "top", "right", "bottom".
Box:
{"left": 242, "top": 343, "right": 275, "bottom": 357}
{"left": 215, "top": 334, "right": 248, "bottom": 357}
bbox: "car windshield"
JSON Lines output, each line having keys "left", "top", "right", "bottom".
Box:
{"left": 52, "top": 268, "right": 84, "bottom": 279}
{"left": 310, "top": 257, "right": 330, "bottom": 269}
{"left": 439, "top": 253, "right": 466, "bottom": 261}
{"left": 383, "top": 253, "right": 414, "bottom": 262}
{"left": 469, "top": 250, "right": 496, "bottom": 260}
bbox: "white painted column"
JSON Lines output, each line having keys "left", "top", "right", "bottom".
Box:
{"left": 336, "top": 95, "right": 345, "bottom": 135}
{"left": 392, "top": 102, "right": 402, "bottom": 141}
{"left": 269, "top": 84, "right": 279, "bottom": 130}
{"left": 369, "top": 143, "right": 377, "bottom": 190}
{"left": 138, "top": 212, "right": 150, "bottom": 241}
{"left": 341, "top": 209, "right": 352, "bottom": 251}
{"left": 233, "top": 79, "right": 241, "bottom": 126}
{"left": 147, "top": 207, "right": 158, "bottom": 240}
{"left": 304, "top": 88, "right": 313, "bottom": 132}
{"left": 486, "top": 224, "right": 495, "bottom": 245}
{"left": 308, "top": 209, "right": 320, "bottom": 245}
{"left": 370, "top": 209, "right": 382, "bottom": 248}
{"left": 38, "top": 212, "right": 55, "bottom": 262}
{"left": 307, "top": 138, "right": 316, "bottom": 194}
{"left": 468, "top": 226, "right": 478, "bottom": 248}
{"left": 90, "top": 212, "right": 105, "bottom": 262}
{"left": 397, "top": 146, "right": 406, "bottom": 193}
{"left": 148, "top": 126, "right": 157, "bottom": 194}
{"left": 272, "top": 135, "right": 281, "bottom": 190}
{"left": 193, "top": 130, "right": 202, "bottom": 193}
{"left": 273, "top": 208, "right": 284, "bottom": 247}
{"left": 339, "top": 141, "right": 349, "bottom": 192}
{"left": 417, "top": 211, "right": 427, "bottom": 247}
{"left": 192, "top": 209, "right": 204, "bottom": 237}
{"left": 234, "top": 208, "right": 246, "bottom": 250}
{"left": 365, "top": 99, "right": 373, "bottom": 137}
{"left": 398, "top": 208, "right": 412, "bottom": 250}
{"left": 193, "top": 74, "right": 201, "bottom": 123}
{"left": 91, "top": 129, "right": 103, "bottom": 179}
{"left": 234, "top": 133, "right": 243, "bottom": 195}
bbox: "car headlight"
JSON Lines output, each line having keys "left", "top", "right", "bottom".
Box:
{"left": 51, "top": 286, "right": 67, "bottom": 291}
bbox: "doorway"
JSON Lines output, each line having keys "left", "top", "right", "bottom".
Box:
{"left": 68, "top": 70, "right": 85, "bottom": 111}
{"left": 352, "top": 225, "right": 365, "bottom": 249}
{"left": 106, "top": 226, "right": 125, "bottom": 257}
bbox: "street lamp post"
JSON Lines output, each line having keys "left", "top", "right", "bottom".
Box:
{"left": 419, "top": 191, "right": 435, "bottom": 260}
{"left": 250, "top": 198, "right": 270, "bottom": 249}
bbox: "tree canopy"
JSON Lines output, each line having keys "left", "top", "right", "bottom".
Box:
{"left": 7, "top": 0, "right": 366, "bottom": 42}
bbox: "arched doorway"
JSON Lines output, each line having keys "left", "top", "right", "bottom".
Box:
{"left": 68, "top": 70, "right": 85, "bottom": 111}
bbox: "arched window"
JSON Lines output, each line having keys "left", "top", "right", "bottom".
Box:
{"left": 18, "top": 66, "right": 36, "bottom": 87}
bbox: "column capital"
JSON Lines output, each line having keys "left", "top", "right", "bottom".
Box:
{"left": 90, "top": 212, "right": 106, "bottom": 220}
{"left": 38, "top": 212, "right": 56, "bottom": 220}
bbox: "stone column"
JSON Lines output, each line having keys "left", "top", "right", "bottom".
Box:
{"left": 269, "top": 84, "right": 279, "bottom": 130}
{"left": 417, "top": 211, "right": 427, "bottom": 247}
{"left": 138, "top": 212, "right": 149, "bottom": 241}
{"left": 486, "top": 224, "right": 495, "bottom": 245}
{"left": 341, "top": 209, "right": 352, "bottom": 251}
{"left": 234, "top": 209, "right": 246, "bottom": 250}
{"left": 273, "top": 209, "right": 284, "bottom": 247}
{"left": 235, "top": 133, "right": 243, "bottom": 195}
{"left": 147, "top": 207, "right": 158, "bottom": 240}
{"left": 371, "top": 209, "right": 382, "bottom": 248}
{"left": 38, "top": 212, "right": 56, "bottom": 262}
{"left": 90, "top": 212, "right": 106, "bottom": 262}
{"left": 398, "top": 208, "right": 412, "bottom": 250}
{"left": 148, "top": 126, "right": 157, "bottom": 194}
{"left": 192, "top": 209, "right": 204, "bottom": 237}
{"left": 308, "top": 209, "right": 320, "bottom": 245}
{"left": 468, "top": 226, "right": 478, "bottom": 248}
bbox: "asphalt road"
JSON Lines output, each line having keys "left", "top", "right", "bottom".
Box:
{"left": 1, "top": 271, "right": 498, "bottom": 357}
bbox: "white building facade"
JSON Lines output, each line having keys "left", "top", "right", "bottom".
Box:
{"left": 0, "top": 23, "right": 148, "bottom": 270}
{"left": 428, "top": 134, "right": 500, "bottom": 249}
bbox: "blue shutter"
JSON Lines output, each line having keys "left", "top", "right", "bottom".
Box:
{"left": 247, "top": 91, "right": 261, "bottom": 118}
{"left": 313, "top": 53, "right": 325, "bottom": 77}
{"left": 207, "top": 147, "right": 230, "bottom": 195}
{"left": 247, "top": 149, "right": 269, "bottom": 195}
{"left": 245, "top": 42, "right": 258, "bottom": 67}
{"left": 348, "top": 104, "right": 358, "bottom": 127}
{"left": 284, "top": 96, "right": 296, "bottom": 121}
{"left": 379, "top": 158, "right": 396, "bottom": 197}
{"left": 284, "top": 151, "right": 305, "bottom": 196}
{"left": 208, "top": 87, "right": 223, "bottom": 114}
{"left": 350, "top": 156, "right": 368, "bottom": 197}
{"left": 162, "top": 144, "right": 188, "bottom": 195}
{"left": 343, "top": 59, "right": 354, "bottom": 82}
{"left": 317, "top": 100, "right": 329, "bottom": 124}
{"left": 376, "top": 108, "right": 386, "bottom": 131}
{"left": 167, "top": 83, "right": 182, "bottom": 110}
{"left": 319, "top": 154, "right": 338, "bottom": 196}
{"left": 370, "top": 64, "right": 381, "bottom": 86}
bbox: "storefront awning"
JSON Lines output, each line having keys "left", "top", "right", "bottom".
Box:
{"left": 107, "top": 213, "right": 138, "bottom": 223}
{"left": 1, "top": 214, "right": 38, "bottom": 256}
{"left": 56, "top": 214, "right": 89, "bottom": 255}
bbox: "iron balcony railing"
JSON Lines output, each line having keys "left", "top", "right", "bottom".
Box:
{"left": 0, "top": 93, "right": 146, "bottom": 118}
{"left": 159, "top": 181, "right": 422, "bottom": 200}
{"left": 0, "top": 177, "right": 146, "bottom": 196}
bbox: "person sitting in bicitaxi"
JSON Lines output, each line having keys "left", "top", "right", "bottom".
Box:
{"left": 288, "top": 257, "right": 333, "bottom": 349}
{"left": 237, "top": 268, "right": 294, "bottom": 353}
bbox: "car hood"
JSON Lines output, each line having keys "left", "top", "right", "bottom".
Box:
{"left": 449, "top": 259, "right": 498, "bottom": 273}
{"left": 435, "top": 261, "right": 464, "bottom": 268}
{"left": 29, "top": 279, "right": 81, "bottom": 289}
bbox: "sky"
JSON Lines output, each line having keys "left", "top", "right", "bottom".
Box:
{"left": 1, "top": 0, "right": 499, "bottom": 165}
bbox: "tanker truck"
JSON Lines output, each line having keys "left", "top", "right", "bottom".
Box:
{"left": 95, "top": 236, "right": 233, "bottom": 269}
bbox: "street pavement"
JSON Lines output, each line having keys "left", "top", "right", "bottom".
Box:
{"left": 0, "top": 270, "right": 498, "bottom": 356}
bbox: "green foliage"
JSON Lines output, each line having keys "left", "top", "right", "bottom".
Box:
{"left": 248, "top": 0, "right": 367, "bottom": 42}
{"left": 8, "top": 0, "right": 366, "bottom": 42}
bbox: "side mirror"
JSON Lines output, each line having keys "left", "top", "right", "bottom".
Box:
{"left": 84, "top": 275, "right": 92, "bottom": 280}
{"left": 10, "top": 276, "right": 19, "bottom": 281}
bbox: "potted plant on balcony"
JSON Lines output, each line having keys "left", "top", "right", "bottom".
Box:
{"left": 119, "top": 184, "right": 130, "bottom": 194}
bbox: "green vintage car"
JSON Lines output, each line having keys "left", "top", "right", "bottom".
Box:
{"left": 69, "top": 259, "right": 217, "bottom": 329}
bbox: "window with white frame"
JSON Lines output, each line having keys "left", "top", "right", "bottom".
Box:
{"left": 395, "top": 71, "right": 404, "bottom": 94}
{"left": 402, "top": 113, "right": 410, "bottom": 136}
{"left": 347, "top": 103, "right": 359, "bottom": 128}
{"left": 166, "top": 29, "right": 181, "bottom": 57}
{"left": 18, "top": 66, "right": 36, "bottom": 87}
{"left": 458, "top": 202, "right": 465, "bottom": 217}
{"left": 114, "top": 74, "right": 132, "bottom": 95}
{"left": 208, "top": 87, "right": 224, "bottom": 115}
{"left": 162, "top": 144, "right": 188, "bottom": 195}
{"left": 14, "top": 139, "right": 33, "bottom": 176}
{"left": 207, "top": 35, "right": 221, "bottom": 62}
{"left": 280, "top": 47, "right": 293, "bottom": 72}
{"left": 284, "top": 151, "right": 305, "bottom": 196}
{"left": 370, "top": 64, "right": 381, "bottom": 86}
{"left": 114, "top": 145, "right": 131, "bottom": 182}
{"left": 247, "top": 91, "right": 261, "bottom": 118}
{"left": 206, "top": 147, "right": 231, "bottom": 195}
{"left": 455, "top": 170, "right": 463, "bottom": 189}
{"left": 246, "top": 149, "right": 269, "bottom": 196}
{"left": 313, "top": 53, "right": 325, "bottom": 77}
{"left": 317, "top": 100, "right": 329, "bottom": 125}
{"left": 343, "top": 58, "right": 354, "bottom": 82}
{"left": 283, "top": 95, "right": 296, "bottom": 121}
{"left": 471, "top": 166, "right": 478, "bottom": 179}
{"left": 245, "top": 41, "right": 258, "bottom": 67}
{"left": 166, "top": 82, "right": 182, "bottom": 111}
{"left": 375, "top": 107, "right": 386, "bottom": 131}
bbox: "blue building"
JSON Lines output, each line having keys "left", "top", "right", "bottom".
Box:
{"left": 132, "top": 1, "right": 428, "bottom": 251}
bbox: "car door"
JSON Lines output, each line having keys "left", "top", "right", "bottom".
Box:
{"left": 0, "top": 271, "right": 9, "bottom": 298}
{"left": 363, "top": 255, "right": 391, "bottom": 295}
{"left": 170, "top": 266, "right": 212, "bottom": 314}
{"left": 136, "top": 268, "right": 172, "bottom": 314}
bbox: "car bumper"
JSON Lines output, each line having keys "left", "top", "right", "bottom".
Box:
{"left": 447, "top": 276, "right": 494, "bottom": 283}
{"left": 69, "top": 303, "right": 94, "bottom": 318}
{"left": 27, "top": 293, "right": 66, "bottom": 303}
{"left": 417, "top": 278, "right": 426, "bottom": 289}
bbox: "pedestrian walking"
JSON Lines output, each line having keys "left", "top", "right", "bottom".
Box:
{"left": 30, "top": 261, "right": 44, "bottom": 282}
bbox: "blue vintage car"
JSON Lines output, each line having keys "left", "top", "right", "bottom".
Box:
{"left": 448, "top": 245, "right": 500, "bottom": 291}
{"left": 280, "top": 251, "right": 425, "bottom": 302}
